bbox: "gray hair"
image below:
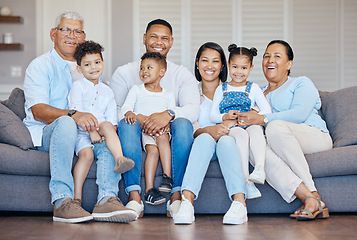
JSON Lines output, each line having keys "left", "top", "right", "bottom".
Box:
{"left": 55, "top": 11, "right": 84, "bottom": 28}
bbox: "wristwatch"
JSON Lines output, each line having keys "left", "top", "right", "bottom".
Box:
{"left": 167, "top": 109, "right": 175, "bottom": 122}
{"left": 263, "top": 115, "right": 269, "bottom": 125}
{"left": 68, "top": 109, "right": 77, "bottom": 117}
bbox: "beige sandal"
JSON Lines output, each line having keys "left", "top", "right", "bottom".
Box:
{"left": 296, "top": 196, "right": 329, "bottom": 221}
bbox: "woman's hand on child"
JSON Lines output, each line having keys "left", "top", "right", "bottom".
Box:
{"left": 125, "top": 111, "right": 137, "bottom": 124}
{"left": 209, "top": 123, "right": 230, "bottom": 141}
{"left": 89, "top": 130, "right": 102, "bottom": 143}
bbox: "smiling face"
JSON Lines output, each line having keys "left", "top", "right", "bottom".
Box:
{"left": 143, "top": 24, "right": 174, "bottom": 57}
{"left": 50, "top": 18, "right": 86, "bottom": 61}
{"left": 139, "top": 58, "right": 166, "bottom": 87}
{"left": 77, "top": 53, "right": 104, "bottom": 84}
{"left": 228, "top": 55, "right": 253, "bottom": 87}
{"left": 262, "top": 43, "right": 292, "bottom": 84}
{"left": 197, "top": 48, "right": 223, "bottom": 84}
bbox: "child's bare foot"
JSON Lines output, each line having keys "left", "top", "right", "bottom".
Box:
{"left": 114, "top": 156, "right": 135, "bottom": 174}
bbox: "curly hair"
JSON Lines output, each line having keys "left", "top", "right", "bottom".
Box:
{"left": 74, "top": 40, "right": 104, "bottom": 66}
{"left": 141, "top": 52, "right": 167, "bottom": 69}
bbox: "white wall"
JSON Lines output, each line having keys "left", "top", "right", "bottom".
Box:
{"left": 1, "top": 0, "right": 356, "bottom": 100}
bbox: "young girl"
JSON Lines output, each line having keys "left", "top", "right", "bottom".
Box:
{"left": 210, "top": 44, "right": 272, "bottom": 199}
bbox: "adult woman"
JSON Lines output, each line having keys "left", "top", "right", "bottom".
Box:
{"left": 173, "top": 42, "right": 247, "bottom": 225}
{"left": 237, "top": 40, "right": 333, "bottom": 220}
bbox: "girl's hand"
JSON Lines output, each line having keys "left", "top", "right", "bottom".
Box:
{"left": 222, "top": 110, "right": 239, "bottom": 121}
{"left": 89, "top": 130, "right": 102, "bottom": 143}
{"left": 125, "top": 111, "right": 137, "bottom": 124}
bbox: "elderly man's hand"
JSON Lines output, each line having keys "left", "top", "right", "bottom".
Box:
{"left": 72, "top": 111, "right": 99, "bottom": 132}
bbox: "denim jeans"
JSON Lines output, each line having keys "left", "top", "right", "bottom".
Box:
{"left": 38, "top": 116, "right": 121, "bottom": 204}
{"left": 181, "top": 133, "right": 246, "bottom": 201}
{"left": 118, "top": 117, "right": 193, "bottom": 194}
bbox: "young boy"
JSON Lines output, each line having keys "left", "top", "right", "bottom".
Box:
{"left": 122, "top": 52, "right": 175, "bottom": 209}
{"left": 68, "top": 40, "right": 134, "bottom": 202}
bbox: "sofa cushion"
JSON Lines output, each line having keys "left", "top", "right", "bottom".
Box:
{"left": 306, "top": 145, "right": 357, "bottom": 178}
{"left": 1, "top": 88, "right": 26, "bottom": 120}
{"left": 0, "top": 103, "right": 34, "bottom": 150}
{"left": 320, "top": 86, "right": 357, "bottom": 148}
{"left": 0, "top": 143, "right": 98, "bottom": 178}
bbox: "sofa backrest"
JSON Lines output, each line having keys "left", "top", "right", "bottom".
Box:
{"left": 319, "top": 86, "right": 357, "bottom": 148}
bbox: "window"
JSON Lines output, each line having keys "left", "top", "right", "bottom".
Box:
{"left": 134, "top": 0, "right": 357, "bottom": 91}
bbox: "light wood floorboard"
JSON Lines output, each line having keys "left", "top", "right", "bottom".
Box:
{"left": 0, "top": 213, "right": 356, "bottom": 240}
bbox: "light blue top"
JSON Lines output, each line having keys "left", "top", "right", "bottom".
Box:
{"left": 264, "top": 76, "right": 329, "bottom": 133}
{"left": 23, "top": 49, "right": 73, "bottom": 146}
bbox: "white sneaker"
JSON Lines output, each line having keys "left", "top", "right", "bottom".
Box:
{"left": 246, "top": 181, "right": 262, "bottom": 199}
{"left": 126, "top": 200, "right": 144, "bottom": 220}
{"left": 167, "top": 199, "right": 181, "bottom": 218}
{"left": 248, "top": 166, "right": 266, "bottom": 184}
{"left": 174, "top": 196, "right": 195, "bottom": 225}
{"left": 223, "top": 201, "right": 248, "bottom": 225}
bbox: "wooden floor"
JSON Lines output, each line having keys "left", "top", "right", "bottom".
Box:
{"left": 0, "top": 213, "right": 356, "bottom": 240}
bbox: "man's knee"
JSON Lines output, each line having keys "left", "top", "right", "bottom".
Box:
{"left": 54, "top": 116, "right": 77, "bottom": 138}
{"left": 118, "top": 118, "right": 141, "bottom": 136}
{"left": 171, "top": 118, "right": 193, "bottom": 138}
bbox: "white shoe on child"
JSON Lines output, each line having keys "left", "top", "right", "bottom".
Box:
{"left": 248, "top": 166, "right": 266, "bottom": 184}
{"left": 167, "top": 200, "right": 181, "bottom": 218}
{"left": 174, "top": 195, "right": 195, "bottom": 225}
{"left": 223, "top": 201, "right": 248, "bottom": 225}
{"left": 126, "top": 200, "right": 144, "bottom": 220}
{"left": 246, "top": 181, "right": 262, "bottom": 199}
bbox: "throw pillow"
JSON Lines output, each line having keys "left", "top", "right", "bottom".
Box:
{"left": 0, "top": 103, "right": 34, "bottom": 150}
{"left": 320, "top": 86, "right": 357, "bottom": 148}
{"left": 2, "top": 87, "right": 26, "bottom": 120}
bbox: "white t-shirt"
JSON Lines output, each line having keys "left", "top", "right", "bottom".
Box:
{"left": 121, "top": 84, "right": 176, "bottom": 117}
{"left": 110, "top": 60, "right": 200, "bottom": 123}
{"left": 68, "top": 77, "right": 118, "bottom": 126}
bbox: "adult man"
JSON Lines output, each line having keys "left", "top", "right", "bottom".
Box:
{"left": 23, "top": 11, "right": 136, "bottom": 223}
{"left": 110, "top": 19, "right": 200, "bottom": 218}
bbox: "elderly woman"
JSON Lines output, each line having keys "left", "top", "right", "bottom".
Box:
{"left": 173, "top": 42, "right": 247, "bottom": 225}
{"left": 237, "top": 40, "right": 333, "bottom": 220}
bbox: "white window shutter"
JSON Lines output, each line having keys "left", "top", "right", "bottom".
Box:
{"left": 241, "top": 0, "right": 285, "bottom": 87}
{"left": 190, "top": 0, "right": 233, "bottom": 72}
{"left": 343, "top": 0, "right": 357, "bottom": 88}
{"left": 134, "top": 0, "right": 182, "bottom": 64}
{"left": 292, "top": 0, "right": 339, "bottom": 91}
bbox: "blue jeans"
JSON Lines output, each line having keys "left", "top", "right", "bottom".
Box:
{"left": 38, "top": 116, "right": 121, "bottom": 204}
{"left": 181, "top": 133, "right": 246, "bottom": 201}
{"left": 118, "top": 118, "right": 193, "bottom": 194}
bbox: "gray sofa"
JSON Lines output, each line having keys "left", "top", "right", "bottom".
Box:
{"left": 0, "top": 86, "right": 357, "bottom": 214}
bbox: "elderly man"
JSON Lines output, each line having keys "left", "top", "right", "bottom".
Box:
{"left": 23, "top": 11, "right": 136, "bottom": 223}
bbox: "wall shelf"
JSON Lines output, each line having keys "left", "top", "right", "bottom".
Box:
{"left": 0, "top": 43, "right": 23, "bottom": 50}
{"left": 0, "top": 16, "right": 23, "bottom": 51}
{"left": 0, "top": 16, "right": 22, "bottom": 23}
